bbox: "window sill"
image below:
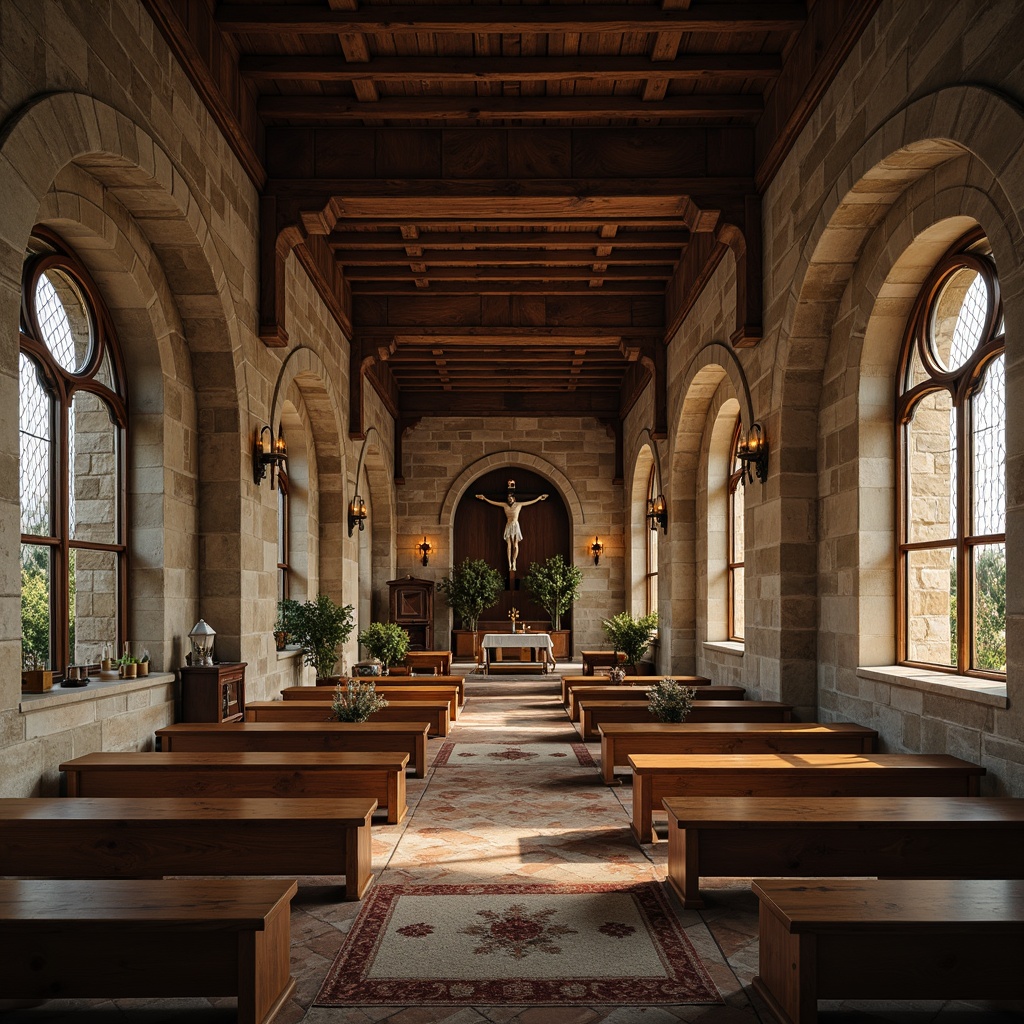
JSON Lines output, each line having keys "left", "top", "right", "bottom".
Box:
{"left": 856, "top": 665, "right": 1007, "bottom": 708}
{"left": 703, "top": 640, "right": 744, "bottom": 657}
{"left": 276, "top": 647, "right": 302, "bottom": 662}
{"left": 19, "top": 672, "right": 176, "bottom": 713}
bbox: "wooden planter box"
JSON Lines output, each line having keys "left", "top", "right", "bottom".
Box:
{"left": 452, "top": 627, "right": 570, "bottom": 660}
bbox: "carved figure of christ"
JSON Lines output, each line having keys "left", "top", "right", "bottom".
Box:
{"left": 475, "top": 492, "right": 549, "bottom": 571}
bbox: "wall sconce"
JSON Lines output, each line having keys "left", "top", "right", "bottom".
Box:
{"left": 737, "top": 422, "right": 770, "bottom": 486}
{"left": 591, "top": 536, "right": 604, "bottom": 565}
{"left": 348, "top": 494, "right": 367, "bottom": 536}
{"left": 418, "top": 536, "right": 432, "bottom": 566}
{"left": 252, "top": 424, "right": 287, "bottom": 489}
{"left": 646, "top": 493, "right": 668, "bottom": 533}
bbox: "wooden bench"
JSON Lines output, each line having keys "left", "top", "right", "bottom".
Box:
{"left": 580, "top": 650, "right": 627, "bottom": 675}
{"left": 560, "top": 673, "right": 713, "bottom": 705}
{"left": 157, "top": 721, "right": 431, "bottom": 778}
{"left": 0, "top": 795, "right": 376, "bottom": 900}
{"left": 752, "top": 878, "right": 1024, "bottom": 1024}
{"left": 598, "top": 721, "right": 877, "bottom": 784}
{"left": 245, "top": 699, "right": 451, "bottom": 737}
{"left": 580, "top": 699, "right": 794, "bottom": 740}
{"left": 285, "top": 674, "right": 466, "bottom": 705}
{"left": 567, "top": 682, "right": 742, "bottom": 720}
{"left": 60, "top": 750, "right": 410, "bottom": 824}
{"left": 664, "top": 795, "right": 1024, "bottom": 908}
{"left": 404, "top": 650, "right": 453, "bottom": 675}
{"left": 0, "top": 878, "right": 297, "bottom": 1024}
{"left": 628, "top": 753, "right": 985, "bottom": 844}
{"left": 279, "top": 683, "right": 459, "bottom": 720}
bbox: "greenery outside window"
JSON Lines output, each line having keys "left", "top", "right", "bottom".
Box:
{"left": 728, "top": 417, "right": 745, "bottom": 641}
{"left": 20, "top": 230, "right": 128, "bottom": 672}
{"left": 897, "top": 233, "right": 1005, "bottom": 677}
{"left": 645, "top": 466, "right": 658, "bottom": 617}
{"left": 277, "top": 468, "right": 291, "bottom": 600}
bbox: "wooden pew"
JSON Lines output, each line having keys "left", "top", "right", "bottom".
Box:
{"left": 560, "top": 674, "right": 712, "bottom": 705}
{"left": 580, "top": 699, "right": 793, "bottom": 741}
{"left": 403, "top": 650, "right": 453, "bottom": 675}
{"left": 0, "top": 795, "right": 376, "bottom": 900}
{"left": 279, "top": 682, "right": 460, "bottom": 720}
{"left": 0, "top": 877, "right": 297, "bottom": 1024}
{"left": 283, "top": 674, "right": 466, "bottom": 705}
{"left": 60, "top": 750, "right": 410, "bottom": 824}
{"left": 157, "top": 721, "right": 431, "bottom": 778}
{"left": 580, "top": 650, "right": 626, "bottom": 675}
{"left": 664, "top": 795, "right": 1024, "bottom": 908}
{"left": 245, "top": 699, "right": 451, "bottom": 737}
{"left": 567, "top": 682, "right": 742, "bottom": 720}
{"left": 752, "top": 878, "right": 1024, "bottom": 1024}
{"left": 628, "top": 752, "right": 985, "bottom": 844}
{"left": 598, "top": 721, "right": 877, "bottom": 785}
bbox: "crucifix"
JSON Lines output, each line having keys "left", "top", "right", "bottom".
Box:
{"left": 475, "top": 479, "right": 548, "bottom": 572}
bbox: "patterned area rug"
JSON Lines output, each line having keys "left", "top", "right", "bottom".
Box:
{"left": 433, "top": 741, "right": 596, "bottom": 768}
{"left": 315, "top": 882, "right": 722, "bottom": 1005}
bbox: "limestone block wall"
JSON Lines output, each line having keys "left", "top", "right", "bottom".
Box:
{"left": 397, "top": 416, "right": 622, "bottom": 653}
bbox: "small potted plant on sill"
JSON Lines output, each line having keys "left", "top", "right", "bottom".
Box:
{"left": 601, "top": 611, "right": 659, "bottom": 676}
{"left": 330, "top": 679, "right": 389, "bottom": 723}
{"left": 291, "top": 594, "right": 356, "bottom": 686}
{"left": 523, "top": 554, "right": 582, "bottom": 632}
{"left": 138, "top": 649, "right": 150, "bottom": 677}
{"left": 648, "top": 678, "right": 696, "bottom": 722}
{"left": 118, "top": 645, "right": 138, "bottom": 679}
{"left": 357, "top": 622, "right": 411, "bottom": 675}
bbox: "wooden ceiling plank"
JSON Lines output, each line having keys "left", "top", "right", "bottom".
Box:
{"left": 343, "top": 265, "right": 674, "bottom": 280}
{"left": 352, "top": 280, "right": 665, "bottom": 295}
{"left": 327, "top": 228, "right": 689, "bottom": 249}
{"left": 217, "top": 6, "right": 808, "bottom": 36}
{"left": 331, "top": 247, "right": 682, "bottom": 265}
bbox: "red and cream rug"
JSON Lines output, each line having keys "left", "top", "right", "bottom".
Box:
{"left": 432, "top": 741, "right": 596, "bottom": 768}
{"left": 315, "top": 881, "right": 722, "bottom": 1006}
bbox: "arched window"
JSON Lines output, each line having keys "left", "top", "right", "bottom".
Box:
{"left": 20, "top": 230, "right": 128, "bottom": 672}
{"left": 897, "top": 233, "right": 1005, "bottom": 677}
{"left": 277, "top": 468, "right": 291, "bottom": 600}
{"left": 728, "top": 417, "right": 745, "bottom": 641}
{"left": 645, "top": 466, "right": 659, "bottom": 616}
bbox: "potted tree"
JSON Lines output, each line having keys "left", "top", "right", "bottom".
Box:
{"left": 358, "top": 622, "right": 411, "bottom": 675}
{"left": 438, "top": 558, "right": 503, "bottom": 658}
{"left": 601, "top": 611, "right": 659, "bottom": 675}
{"left": 291, "top": 594, "right": 356, "bottom": 685}
{"left": 524, "top": 554, "right": 582, "bottom": 631}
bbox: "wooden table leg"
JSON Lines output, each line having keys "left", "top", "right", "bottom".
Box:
{"left": 344, "top": 820, "right": 374, "bottom": 901}
{"left": 630, "top": 772, "right": 655, "bottom": 844}
{"left": 666, "top": 825, "right": 704, "bottom": 908}
{"left": 601, "top": 736, "right": 616, "bottom": 785}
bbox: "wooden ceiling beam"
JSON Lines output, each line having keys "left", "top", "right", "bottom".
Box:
{"left": 332, "top": 247, "right": 682, "bottom": 265}
{"left": 362, "top": 328, "right": 658, "bottom": 346}
{"left": 399, "top": 391, "right": 621, "bottom": 416}
{"left": 344, "top": 265, "right": 674, "bottom": 281}
{"left": 326, "top": 217, "right": 695, "bottom": 230}
{"left": 328, "top": 229, "right": 690, "bottom": 249}
{"left": 239, "top": 52, "right": 783, "bottom": 83}
{"left": 257, "top": 93, "right": 763, "bottom": 122}
{"left": 352, "top": 280, "right": 665, "bottom": 295}
{"left": 217, "top": 5, "right": 807, "bottom": 35}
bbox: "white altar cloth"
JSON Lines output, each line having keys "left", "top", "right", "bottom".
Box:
{"left": 480, "top": 632, "right": 555, "bottom": 673}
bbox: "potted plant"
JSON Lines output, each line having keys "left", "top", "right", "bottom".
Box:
{"left": 275, "top": 597, "right": 302, "bottom": 651}
{"left": 291, "top": 594, "right": 356, "bottom": 685}
{"left": 357, "top": 622, "right": 411, "bottom": 675}
{"left": 601, "top": 611, "right": 659, "bottom": 674}
{"left": 648, "top": 678, "right": 696, "bottom": 722}
{"left": 438, "top": 558, "right": 503, "bottom": 632}
{"left": 118, "top": 644, "right": 138, "bottom": 679}
{"left": 330, "top": 679, "right": 389, "bottom": 722}
{"left": 138, "top": 649, "right": 150, "bottom": 677}
{"left": 523, "top": 554, "right": 582, "bottom": 631}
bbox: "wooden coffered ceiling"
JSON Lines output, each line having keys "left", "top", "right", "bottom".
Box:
{"left": 143, "top": 0, "right": 878, "bottom": 449}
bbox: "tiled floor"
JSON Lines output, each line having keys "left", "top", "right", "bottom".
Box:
{"left": 4, "top": 670, "right": 1022, "bottom": 1023}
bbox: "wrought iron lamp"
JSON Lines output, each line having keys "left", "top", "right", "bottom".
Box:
{"left": 348, "top": 494, "right": 367, "bottom": 536}
{"left": 253, "top": 424, "right": 287, "bottom": 489}
{"left": 591, "top": 536, "right": 604, "bottom": 565}
{"left": 187, "top": 618, "right": 216, "bottom": 667}
{"left": 646, "top": 493, "right": 668, "bottom": 533}
{"left": 736, "top": 422, "right": 769, "bottom": 486}
{"left": 418, "top": 536, "right": 432, "bottom": 566}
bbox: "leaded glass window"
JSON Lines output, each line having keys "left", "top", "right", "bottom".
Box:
{"left": 728, "top": 418, "right": 745, "bottom": 641}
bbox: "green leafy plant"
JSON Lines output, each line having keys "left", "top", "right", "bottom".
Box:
{"left": 438, "top": 557, "right": 503, "bottom": 631}
{"left": 330, "top": 679, "right": 389, "bottom": 723}
{"left": 291, "top": 594, "right": 356, "bottom": 680}
{"left": 358, "top": 621, "right": 411, "bottom": 671}
{"left": 648, "top": 678, "right": 696, "bottom": 723}
{"left": 524, "top": 554, "right": 583, "bottom": 630}
{"left": 601, "top": 611, "right": 659, "bottom": 674}
{"left": 275, "top": 598, "right": 302, "bottom": 641}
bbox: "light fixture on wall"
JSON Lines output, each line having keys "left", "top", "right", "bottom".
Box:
{"left": 591, "top": 536, "right": 604, "bottom": 565}
{"left": 736, "top": 422, "right": 769, "bottom": 486}
{"left": 348, "top": 494, "right": 367, "bottom": 536}
{"left": 187, "top": 618, "right": 216, "bottom": 667}
{"left": 646, "top": 493, "right": 667, "bottom": 533}
{"left": 252, "top": 424, "right": 287, "bottom": 490}
{"left": 418, "top": 536, "right": 432, "bottom": 566}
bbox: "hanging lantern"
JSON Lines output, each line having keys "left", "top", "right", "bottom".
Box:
{"left": 188, "top": 619, "right": 216, "bottom": 666}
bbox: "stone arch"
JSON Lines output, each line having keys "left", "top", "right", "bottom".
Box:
{"left": 0, "top": 92, "right": 249, "bottom": 665}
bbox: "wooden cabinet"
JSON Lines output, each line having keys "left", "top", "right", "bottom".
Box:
{"left": 179, "top": 663, "right": 247, "bottom": 724}
{"left": 387, "top": 576, "right": 433, "bottom": 651}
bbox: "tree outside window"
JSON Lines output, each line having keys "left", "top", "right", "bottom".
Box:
{"left": 728, "top": 418, "right": 745, "bottom": 641}
{"left": 645, "top": 466, "right": 659, "bottom": 617}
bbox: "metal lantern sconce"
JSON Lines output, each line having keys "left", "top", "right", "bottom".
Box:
{"left": 348, "top": 494, "right": 368, "bottom": 536}
{"left": 253, "top": 424, "right": 288, "bottom": 490}
{"left": 737, "top": 422, "right": 770, "bottom": 486}
{"left": 591, "top": 537, "right": 604, "bottom": 565}
{"left": 646, "top": 493, "right": 668, "bottom": 533}
{"left": 188, "top": 618, "right": 216, "bottom": 667}
{"left": 418, "top": 536, "right": 432, "bottom": 566}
